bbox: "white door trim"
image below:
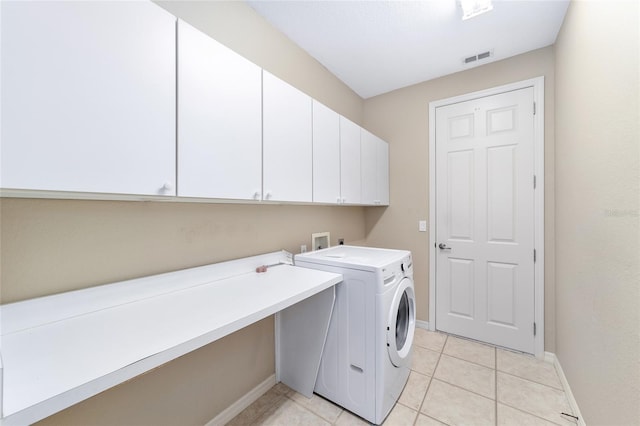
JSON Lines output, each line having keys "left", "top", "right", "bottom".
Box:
{"left": 428, "top": 77, "right": 545, "bottom": 357}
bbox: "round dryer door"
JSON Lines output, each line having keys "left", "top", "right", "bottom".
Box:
{"left": 387, "top": 277, "right": 416, "bottom": 367}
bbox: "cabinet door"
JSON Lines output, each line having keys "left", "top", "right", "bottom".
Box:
{"left": 312, "top": 101, "right": 340, "bottom": 203}
{"left": 361, "top": 130, "right": 378, "bottom": 205}
{"left": 177, "top": 21, "right": 262, "bottom": 200}
{"left": 361, "top": 131, "right": 390, "bottom": 206}
{"left": 263, "top": 72, "right": 312, "bottom": 202}
{"left": 1, "top": 1, "right": 176, "bottom": 196}
{"left": 378, "top": 139, "right": 390, "bottom": 205}
{"left": 339, "top": 117, "right": 362, "bottom": 205}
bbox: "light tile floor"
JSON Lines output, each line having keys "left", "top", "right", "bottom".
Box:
{"left": 227, "top": 329, "right": 578, "bottom": 425}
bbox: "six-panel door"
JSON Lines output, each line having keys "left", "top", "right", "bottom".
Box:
{"left": 435, "top": 88, "right": 535, "bottom": 354}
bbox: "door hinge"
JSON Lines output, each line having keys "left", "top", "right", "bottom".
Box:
{"left": 533, "top": 249, "right": 537, "bottom": 262}
{"left": 534, "top": 322, "right": 537, "bottom": 336}
{"left": 533, "top": 175, "right": 537, "bottom": 189}
{"left": 533, "top": 102, "right": 536, "bottom": 115}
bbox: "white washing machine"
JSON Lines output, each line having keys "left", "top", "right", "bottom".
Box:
{"left": 295, "top": 245, "right": 416, "bottom": 425}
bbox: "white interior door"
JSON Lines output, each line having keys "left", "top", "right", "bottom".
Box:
{"left": 435, "top": 87, "right": 535, "bottom": 353}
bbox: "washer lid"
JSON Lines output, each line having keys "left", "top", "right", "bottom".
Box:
{"left": 295, "top": 245, "right": 409, "bottom": 270}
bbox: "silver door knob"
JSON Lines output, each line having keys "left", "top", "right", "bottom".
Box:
{"left": 438, "top": 243, "right": 451, "bottom": 250}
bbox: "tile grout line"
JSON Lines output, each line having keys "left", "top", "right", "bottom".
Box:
{"left": 496, "top": 358, "right": 570, "bottom": 425}
{"left": 299, "top": 404, "right": 332, "bottom": 425}
{"left": 440, "top": 350, "right": 496, "bottom": 370}
{"left": 429, "top": 340, "right": 498, "bottom": 402}
{"left": 412, "top": 335, "right": 447, "bottom": 425}
{"left": 498, "top": 369, "right": 567, "bottom": 392}
{"left": 413, "top": 344, "right": 446, "bottom": 354}
{"left": 495, "top": 372, "right": 575, "bottom": 426}
{"left": 246, "top": 392, "right": 285, "bottom": 425}
{"left": 498, "top": 351, "right": 566, "bottom": 386}
{"left": 498, "top": 401, "right": 570, "bottom": 426}
{"left": 277, "top": 387, "right": 343, "bottom": 425}
{"left": 331, "top": 408, "right": 346, "bottom": 426}
{"left": 495, "top": 347, "right": 499, "bottom": 424}
{"left": 446, "top": 354, "right": 491, "bottom": 369}
{"left": 234, "top": 387, "right": 287, "bottom": 425}
{"left": 428, "top": 377, "right": 496, "bottom": 403}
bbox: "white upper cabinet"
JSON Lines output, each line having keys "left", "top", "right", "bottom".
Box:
{"left": 312, "top": 101, "right": 340, "bottom": 203}
{"left": 177, "top": 20, "right": 262, "bottom": 200}
{"left": 262, "top": 71, "right": 313, "bottom": 202}
{"left": 0, "top": 1, "right": 389, "bottom": 206}
{"left": 361, "top": 130, "right": 390, "bottom": 206}
{"left": 312, "top": 103, "right": 363, "bottom": 205}
{"left": 378, "top": 140, "right": 390, "bottom": 205}
{"left": 339, "top": 117, "right": 362, "bottom": 205}
{"left": 0, "top": 1, "right": 176, "bottom": 196}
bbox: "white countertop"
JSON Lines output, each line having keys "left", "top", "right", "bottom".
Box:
{"left": 0, "top": 252, "right": 342, "bottom": 425}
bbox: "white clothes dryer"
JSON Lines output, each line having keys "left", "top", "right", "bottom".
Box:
{"left": 295, "top": 246, "right": 416, "bottom": 425}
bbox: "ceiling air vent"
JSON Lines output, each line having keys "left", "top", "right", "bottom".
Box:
{"left": 463, "top": 50, "right": 493, "bottom": 64}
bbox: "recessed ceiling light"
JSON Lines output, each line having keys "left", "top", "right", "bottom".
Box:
{"left": 460, "top": 0, "right": 493, "bottom": 20}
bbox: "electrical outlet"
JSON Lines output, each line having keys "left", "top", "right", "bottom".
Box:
{"left": 419, "top": 220, "right": 427, "bottom": 232}
{"left": 338, "top": 238, "right": 345, "bottom": 245}
{"left": 300, "top": 245, "right": 307, "bottom": 253}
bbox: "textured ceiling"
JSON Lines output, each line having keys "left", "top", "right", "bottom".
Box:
{"left": 247, "top": 0, "right": 570, "bottom": 98}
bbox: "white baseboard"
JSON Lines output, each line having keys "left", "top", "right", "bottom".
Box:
{"left": 545, "top": 352, "right": 586, "bottom": 426}
{"left": 206, "top": 374, "right": 276, "bottom": 426}
{"left": 416, "top": 320, "right": 430, "bottom": 330}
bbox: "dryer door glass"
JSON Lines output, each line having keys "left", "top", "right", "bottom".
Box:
{"left": 387, "top": 277, "right": 416, "bottom": 367}
{"left": 396, "top": 291, "right": 410, "bottom": 350}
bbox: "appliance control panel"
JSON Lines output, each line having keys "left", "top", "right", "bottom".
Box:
{"left": 400, "top": 254, "right": 413, "bottom": 277}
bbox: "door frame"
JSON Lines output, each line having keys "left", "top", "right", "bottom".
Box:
{"left": 428, "top": 77, "right": 545, "bottom": 357}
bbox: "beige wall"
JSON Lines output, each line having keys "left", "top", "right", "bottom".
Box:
{"left": 554, "top": 1, "right": 640, "bottom": 424}
{"left": 0, "top": 201, "right": 365, "bottom": 304}
{"left": 362, "top": 47, "right": 557, "bottom": 351}
{"left": 0, "top": 1, "right": 366, "bottom": 424}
